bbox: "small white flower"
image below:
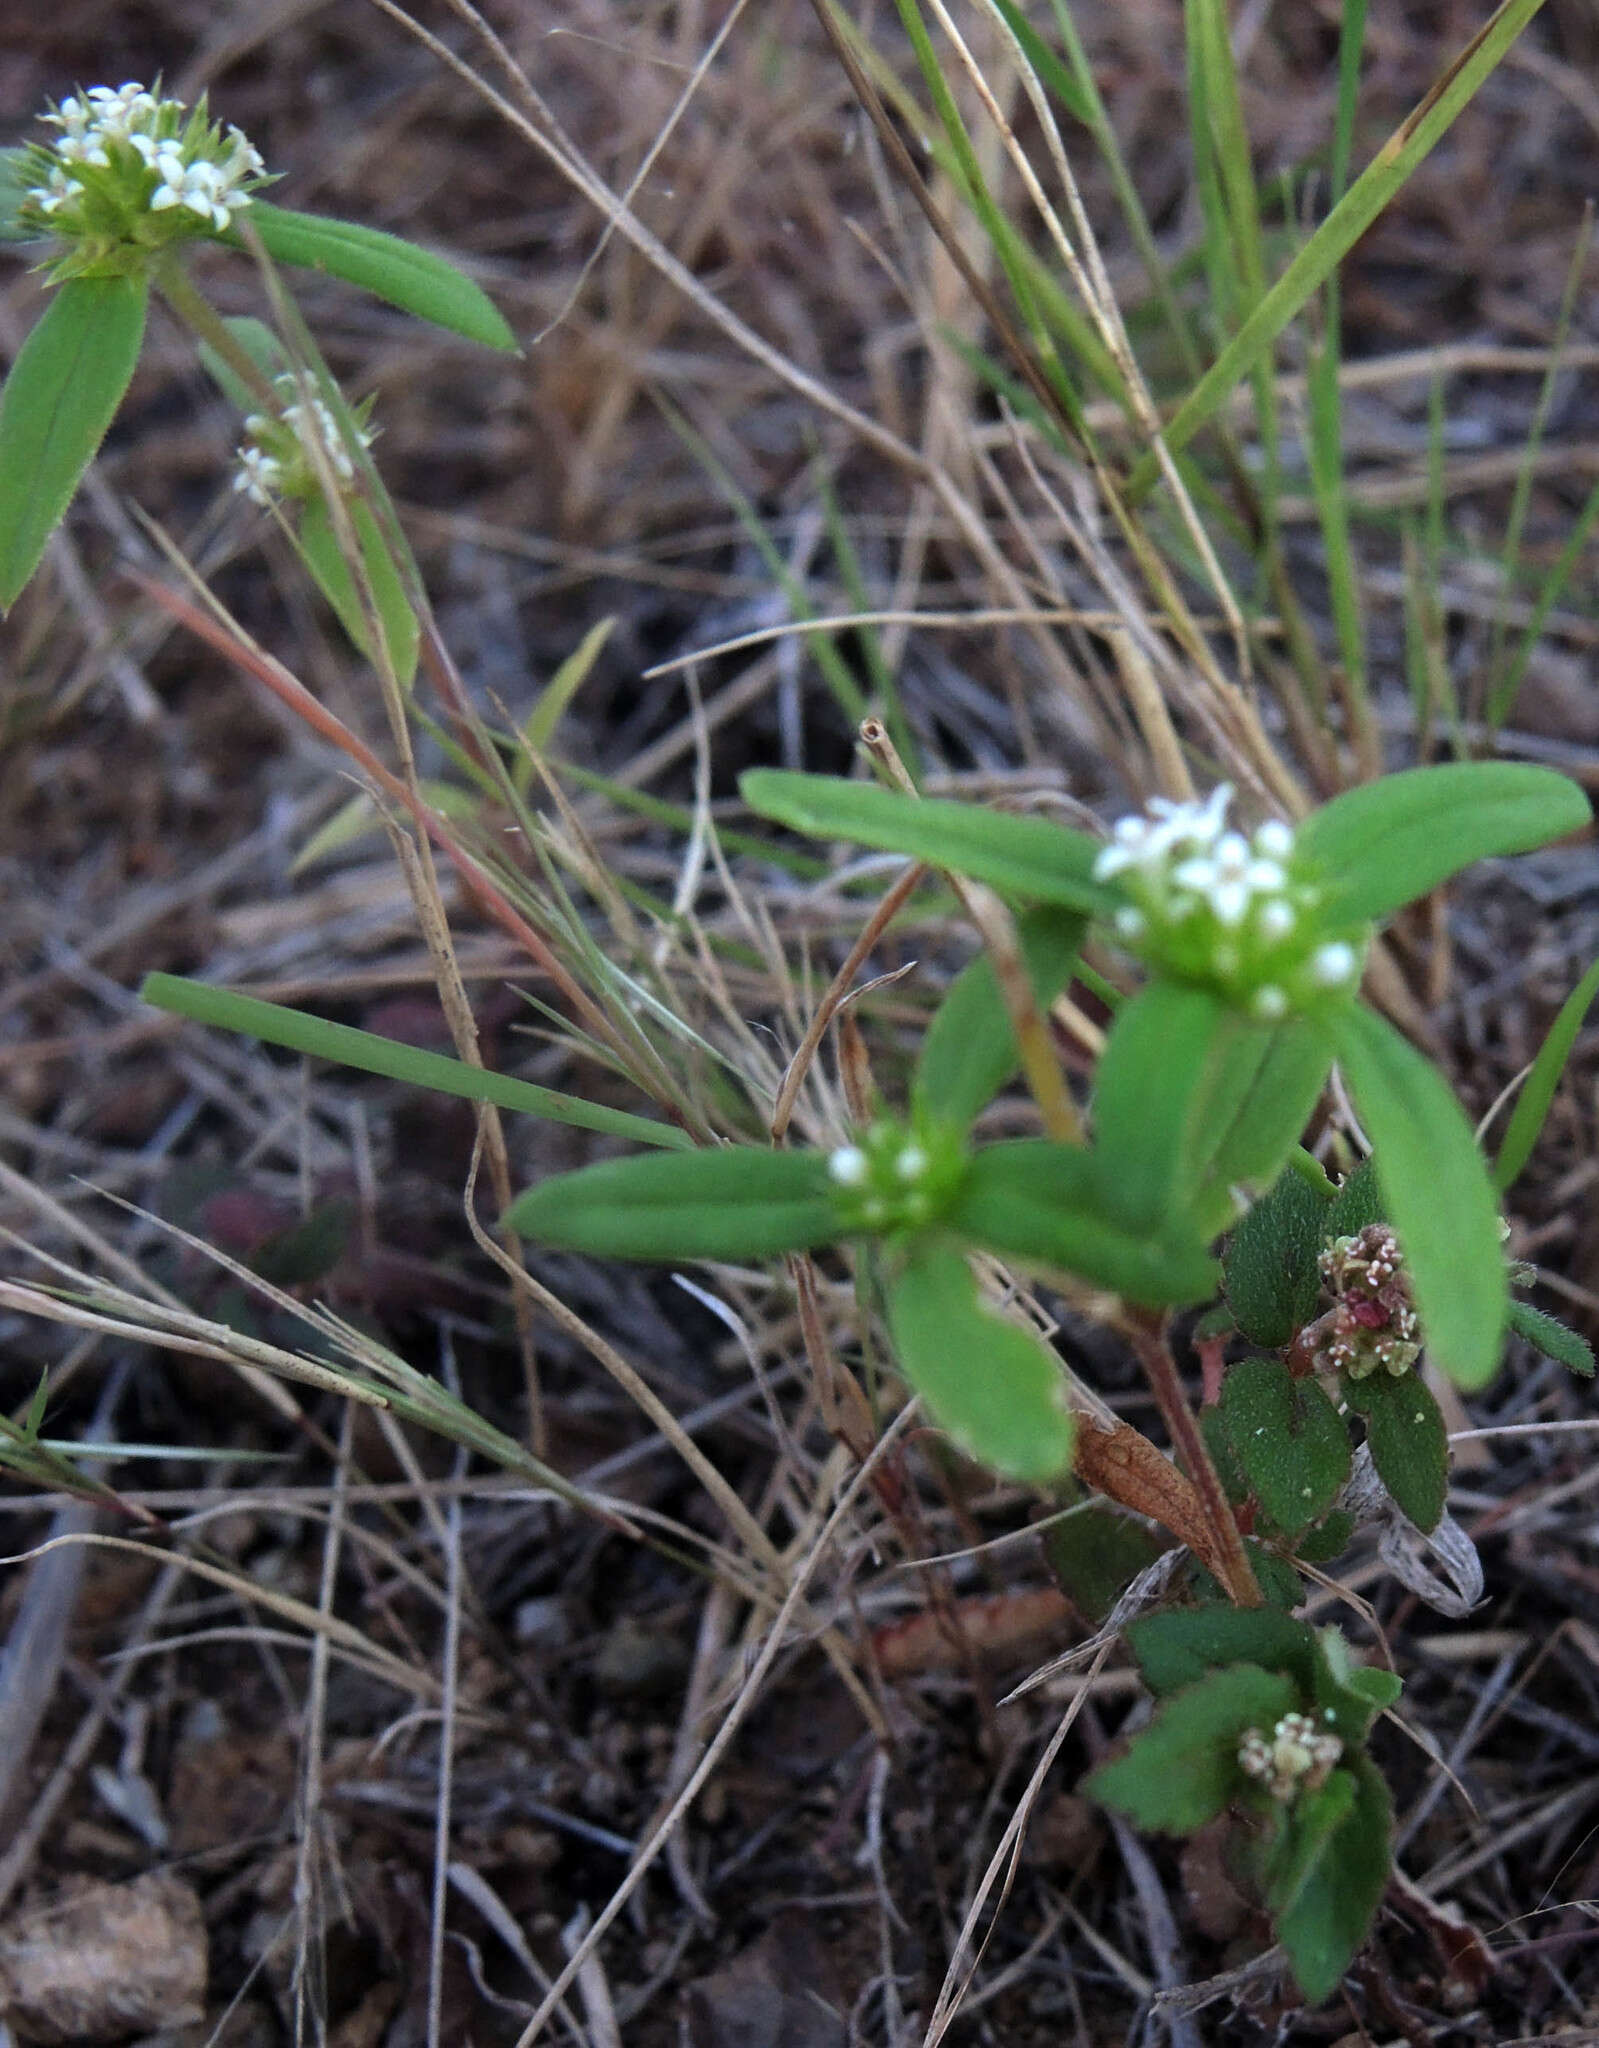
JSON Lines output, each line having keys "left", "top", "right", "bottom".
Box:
{"left": 894, "top": 1145, "right": 928, "bottom": 1182}
{"left": 1254, "top": 819, "right": 1293, "bottom": 860}
{"left": 1252, "top": 985, "right": 1288, "bottom": 1021}
{"left": 828, "top": 1145, "right": 868, "bottom": 1187}
{"left": 1258, "top": 898, "right": 1296, "bottom": 941}
{"left": 1245, "top": 859, "right": 1285, "bottom": 893}
{"left": 1210, "top": 878, "right": 1249, "bottom": 927}
{"left": 1113, "top": 905, "right": 1145, "bottom": 939}
{"left": 1311, "top": 942, "right": 1357, "bottom": 987}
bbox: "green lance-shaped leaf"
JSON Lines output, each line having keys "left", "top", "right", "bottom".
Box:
{"left": 885, "top": 1240, "right": 1077, "bottom": 1482}
{"left": 1225, "top": 1167, "right": 1333, "bottom": 1348}
{"left": 740, "top": 770, "right": 1115, "bottom": 915}
{"left": 297, "top": 495, "right": 420, "bottom": 687}
{"left": 1125, "top": 1606, "right": 1318, "bottom": 1697}
{"left": 947, "top": 1140, "right": 1220, "bottom": 1307}
{"left": 1191, "top": 1022, "right": 1333, "bottom": 1228}
{"left": 1261, "top": 1769, "right": 1359, "bottom": 1921}
{"left": 1296, "top": 762, "right": 1589, "bottom": 927}
{"left": 913, "top": 906, "right": 1086, "bottom": 1130}
{"left": 238, "top": 203, "right": 519, "bottom": 352}
{"left": 1220, "top": 1356, "right": 1351, "bottom": 1537}
{"left": 1343, "top": 1370, "right": 1449, "bottom": 1533}
{"left": 1507, "top": 1299, "right": 1596, "bottom": 1378}
{"left": 505, "top": 1147, "right": 840, "bottom": 1261}
{"left": 1323, "top": 1002, "right": 1507, "bottom": 1390}
{"left": 1085, "top": 1663, "right": 1298, "bottom": 1835}
{"left": 1273, "top": 1751, "right": 1393, "bottom": 2006}
{"left": 0, "top": 274, "right": 149, "bottom": 612}
{"left": 1494, "top": 953, "right": 1599, "bottom": 1192}
{"left": 1091, "top": 982, "right": 1238, "bottom": 1234}
{"left": 142, "top": 972, "right": 691, "bottom": 1153}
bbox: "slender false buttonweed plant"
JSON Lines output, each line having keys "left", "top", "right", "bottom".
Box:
{"left": 502, "top": 752, "right": 1593, "bottom": 1997}
{"left": 20, "top": 74, "right": 1593, "bottom": 2017}
{"left": 0, "top": 78, "right": 516, "bottom": 617}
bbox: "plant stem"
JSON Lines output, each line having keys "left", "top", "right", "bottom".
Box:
{"left": 154, "top": 256, "right": 280, "bottom": 409}
{"left": 859, "top": 717, "right": 1084, "bottom": 1144}
{"left": 1129, "top": 1312, "right": 1262, "bottom": 1607}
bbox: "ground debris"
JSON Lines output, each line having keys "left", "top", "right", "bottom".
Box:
{"left": 0, "top": 1874, "right": 206, "bottom": 2045}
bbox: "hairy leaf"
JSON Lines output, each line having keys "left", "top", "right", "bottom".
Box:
{"left": 1085, "top": 1664, "right": 1298, "bottom": 1834}
{"left": 0, "top": 275, "right": 148, "bottom": 610}
{"left": 1324, "top": 1003, "right": 1506, "bottom": 1389}
{"left": 240, "top": 203, "right": 518, "bottom": 351}
{"left": 1343, "top": 1370, "right": 1449, "bottom": 1533}
{"left": 886, "top": 1241, "right": 1076, "bottom": 1482}
{"left": 1297, "top": 762, "right": 1589, "bottom": 926}
{"left": 740, "top": 770, "right": 1114, "bottom": 913}
{"left": 506, "top": 1147, "right": 839, "bottom": 1260}
{"left": 1221, "top": 1357, "right": 1351, "bottom": 1536}
{"left": 1226, "top": 1167, "right": 1333, "bottom": 1348}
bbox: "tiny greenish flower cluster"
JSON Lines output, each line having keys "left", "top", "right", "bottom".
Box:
{"left": 234, "top": 376, "right": 373, "bottom": 507}
{"left": 1307, "top": 1223, "right": 1421, "bottom": 1381}
{"left": 826, "top": 1121, "right": 966, "bottom": 1236}
{"left": 17, "top": 83, "right": 268, "bottom": 274}
{"left": 1092, "top": 785, "right": 1365, "bottom": 1020}
{"left": 1237, "top": 1712, "right": 1343, "bottom": 1803}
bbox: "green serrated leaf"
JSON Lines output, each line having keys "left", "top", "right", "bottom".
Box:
{"left": 297, "top": 494, "right": 420, "bottom": 686}
{"left": 1323, "top": 1155, "right": 1385, "bottom": 1241}
{"left": 1343, "top": 1370, "right": 1449, "bottom": 1532}
{"left": 0, "top": 274, "right": 149, "bottom": 611}
{"left": 740, "top": 770, "right": 1115, "bottom": 914}
{"left": 1324, "top": 1003, "right": 1507, "bottom": 1390}
{"left": 141, "top": 972, "right": 691, "bottom": 1152}
{"left": 1221, "top": 1357, "right": 1351, "bottom": 1536}
{"left": 1310, "top": 1624, "right": 1403, "bottom": 1744}
{"left": 1042, "top": 1504, "right": 1170, "bottom": 1626}
{"left": 1507, "top": 1299, "right": 1596, "bottom": 1377}
{"left": 505, "top": 1146, "right": 838, "bottom": 1261}
{"left": 1125, "top": 1607, "right": 1318, "bottom": 1697}
{"left": 885, "top": 1241, "right": 1076, "bottom": 1483}
{"left": 1296, "top": 1508, "right": 1356, "bottom": 1564}
{"left": 1226, "top": 1167, "right": 1334, "bottom": 1348}
{"left": 947, "top": 1141, "right": 1219, "bottom": 1306}
{"left": 1297, "top": 763, "right": 1589, "bottom": 927}
{"left": 239, "top": 202, "right": 518, "bottom": 351}
{"left": 1274, "top": 1750, "right": 1393, "bottom": 2004}
{"left": 1085, "top": 1663, "right": 1298, "bottom": 1834}
{"left": 913, "top": 906, "right": 1086, "bottom": 1130}
{"left": 1495, "top": 954, "right": 1599, "bottom": 1191}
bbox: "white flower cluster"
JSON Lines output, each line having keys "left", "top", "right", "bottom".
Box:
{"left": 234, "top": 376, "right": 371, "bottom": 507}
{"left": 1092, "top": 785, "right": 1362, "bottom": 1019}
{"left": 1237, "top": 1712, "right": 1343, "bottom": 1803}
{"left": 22, "top": 82, "right": 267, "bottom": 245}
{"left": 826, "top": 1123, "right": 964, "bottom": 1235}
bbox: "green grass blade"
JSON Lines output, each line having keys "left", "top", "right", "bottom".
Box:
{"left": 0, "top": 274, "right": 148, "bottom": 611}
{"left": 1494, "top": 954, "right": 1599, "bottom": 1192}
{"left": 1129, "top": 0, "right": 1547, "bottom": 496}
{"left": 141, "top": 973, "right": 692, "bottom": 1150}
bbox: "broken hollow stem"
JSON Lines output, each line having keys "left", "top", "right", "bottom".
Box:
{"left": 1127, "top": 1312, "right": 1263, "bottom": 1608}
